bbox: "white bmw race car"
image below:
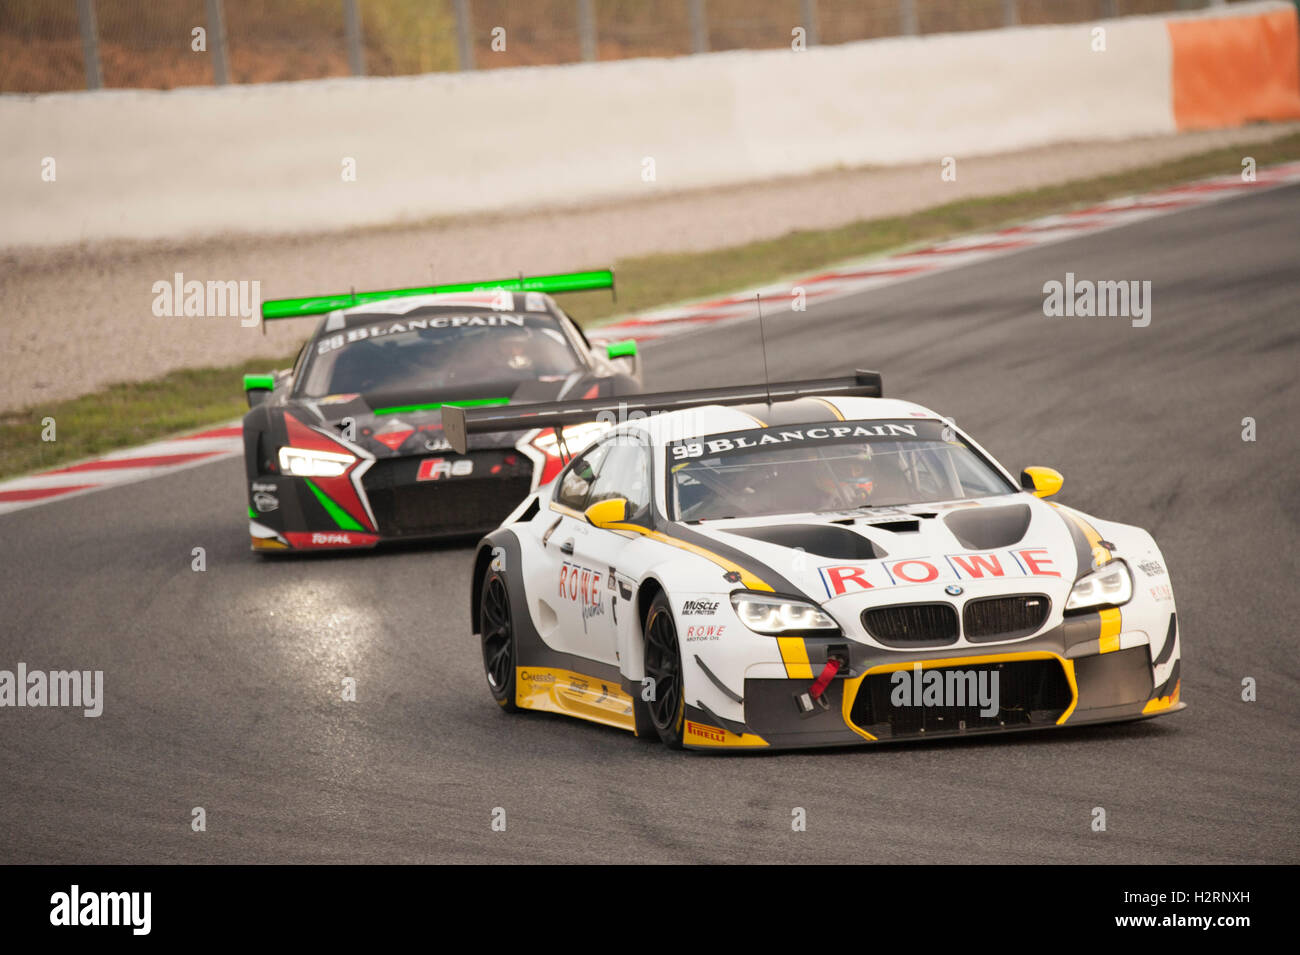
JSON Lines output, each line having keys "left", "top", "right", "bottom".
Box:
{"left": 447, "top": 372, "right": 1184, "bottom": 750}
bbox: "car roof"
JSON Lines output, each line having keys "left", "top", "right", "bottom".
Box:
{"left": 631, "top": 395, "right": 942, "bottom": 447}
{"left": 318, "top": 291, "right": 561, "bottom": 331}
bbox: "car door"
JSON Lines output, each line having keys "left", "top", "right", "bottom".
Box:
{"left": 537, "top": 439, "right": 611, "bottom": 662}
{"left": 544, "top": 432, "right": 652, "bottom": 666}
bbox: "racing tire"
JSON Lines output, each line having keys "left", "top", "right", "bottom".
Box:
{"left": 643, "top": 592, "right": 686, "bottom": 748}
{"left": 630, "top": 677, "right": 660, "bottom": 743}
{"left": 479, "top": 567, "right": 519, "bottom": 712}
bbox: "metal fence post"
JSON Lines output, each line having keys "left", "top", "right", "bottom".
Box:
{"left": 344, "top": 0, "right": 366, "bottom": 75}
{"left": 1002, "top": 0, "right": 1018, "bottom": 27}
{"left": 899, "top": 0, "right": 918, "bottom": 37}
{"left": 800, "top": 0, "right": 819, "bottom": 46}
{"left": 688, "top": 0, "right": 709, "bottom": 54}
{"left": 205, "top": 0, "right": 229, "bottom": 85}
{"left": 76, "top": 0, "right": 103, "bottom": 90}
{"left": 454, "top": 0, "right": 476, "bottom": 70}
{"left": 578, "top": 0, "right": 597, "bottom": 62}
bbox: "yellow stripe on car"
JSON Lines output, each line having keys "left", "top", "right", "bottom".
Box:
{"left": 552, "top": 502, "right": 774, "bottom": 592}
{"left": 1142, "top": 680, "right": 1181, "bottom": 714}
{"left": 807, "top": 397, "right": 845, "bottom": 421}
{"left": 777, "top": 636, "right": 814, "bottom": 679}
{"left": 1053, "top": 504, "right": 1113, "bottom": 566}
{"left": 1098, "top": 608, "right": 1122, "bottom": 653}
{"left": 514, "top": 666, "right": 636, "bottom": 732}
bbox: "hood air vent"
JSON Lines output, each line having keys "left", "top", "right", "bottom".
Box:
{"left": 943, "top": 503, "right": 1032, "bottom": 551}
{"left": 718, "top": 524, "right": 885, "bottom": 560}
{"left": 867, "top": 519, "right": 920, "bottom": 533}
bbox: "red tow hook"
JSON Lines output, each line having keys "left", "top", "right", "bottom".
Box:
{"left": 808, "top": 658, "right": 842, "bottom": 700}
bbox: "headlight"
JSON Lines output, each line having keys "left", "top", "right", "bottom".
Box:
{"left": 1065, "top": 560, "right": 1133, "bottom": 612}
{"left": 530, "top": 420, "right": 611, "bottom": 457}
{"left": 730, "top": 593, "right": 838, "bottom": 634}
{"left": 277, "top": 446, "right": 355, "bottom": 477}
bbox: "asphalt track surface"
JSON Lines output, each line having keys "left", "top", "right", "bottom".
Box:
{"left": 2, "top": 185, "right": 1296, "bottom": 864}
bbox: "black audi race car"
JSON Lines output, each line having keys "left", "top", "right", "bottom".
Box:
{"left": 242, "top": 270, "right": 641, "bottom": 551}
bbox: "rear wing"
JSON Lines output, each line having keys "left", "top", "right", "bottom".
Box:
{"left": 260, "top": 268, "right": 615, "bottom": 321}
{"left": 441, "top": 370, "right": 883, "bottom": 454}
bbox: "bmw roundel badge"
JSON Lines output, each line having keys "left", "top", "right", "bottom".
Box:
{"left": 945, "top": 584, "right": 964, "bottom": 596}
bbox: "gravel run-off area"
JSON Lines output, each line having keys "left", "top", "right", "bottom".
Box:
{"left": 1, "top": 122, "right": 1296, "bottom": 411}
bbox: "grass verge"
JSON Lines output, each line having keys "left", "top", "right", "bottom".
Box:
{"left": 3, "top": 131, "right": 1297, "bottom": 481}
{"left": 0, "top": 359, "right": 293, "bottom": 480}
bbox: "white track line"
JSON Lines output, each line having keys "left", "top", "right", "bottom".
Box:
{"left": 0, "top": 425, "right": 242, "bottom": 515}
{"left": 589, "top": 161, "right": 1300, "bottom": 344}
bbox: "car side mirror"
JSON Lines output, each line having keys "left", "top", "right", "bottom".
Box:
{"left": 604, "top": 339, "right": 641, "bottom": 379}
{"left": 585, "top": 497, "right": 631, "bottom": 528}
{"left": 244, "top": 373, "right": 275, "bottom": 408}
{"left": 1020, "top": 466, "right": 1063, "bottom": 499}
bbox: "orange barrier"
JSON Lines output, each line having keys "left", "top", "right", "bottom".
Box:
{"left": 1168, "top": 6, "right": 1300, "bottom": 130}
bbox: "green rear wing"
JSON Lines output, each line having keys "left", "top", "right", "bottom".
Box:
{"left": 261, "top": 268, "right": 615, "bottom": 321}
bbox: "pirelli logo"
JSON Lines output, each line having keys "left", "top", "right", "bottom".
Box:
{"left": 686, "top": 720, "right": 726, "bottom": 744}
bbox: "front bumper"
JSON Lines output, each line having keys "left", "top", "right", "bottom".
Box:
{"left": 682, "top": 610, "right": 1183, "bottom": 750}
{"left": 247, "top": 448, "right": 534, "bottom": 551}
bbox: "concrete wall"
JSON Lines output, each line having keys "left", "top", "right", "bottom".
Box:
{"left": 2, "top": 0, "right": 1296, "bottom": 249}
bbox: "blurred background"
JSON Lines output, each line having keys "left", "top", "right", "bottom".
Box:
{"left": 0, "top": 0, "right": 1243, "bottom": 94}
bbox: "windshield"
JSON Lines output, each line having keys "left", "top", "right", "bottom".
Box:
{"left": 668, "top": 419, "right": 1014, "bottom": 521}
{"left": 297, "top": 311, "right": 582, "bottom": 398}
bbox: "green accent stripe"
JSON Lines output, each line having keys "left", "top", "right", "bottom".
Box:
{"left": 372, "top": 397, "right": 509, "bottom": 416}
{"left": 248, "top": 507, "right": 258, "bottom": 520}
{"left": 244, "top": 373, "right": 275, "bottom": 391}
{"left": 304, "top": 478, "right": 364, "bottom": 531}
{"left": 261, "top": 269, "right": 614, "bottom": 320}
{"left": 606, "top": 338, "right": 637, "bottom": 359}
